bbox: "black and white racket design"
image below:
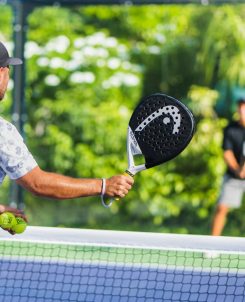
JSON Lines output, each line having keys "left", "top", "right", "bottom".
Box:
{"left": 102, "top": 93, "right": 195, "bottom": 207}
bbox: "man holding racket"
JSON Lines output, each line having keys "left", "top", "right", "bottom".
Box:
{"left": 0, "top": 41, "right": 133, "bottom": 234}
{"left": 211, "top": 98, "right": 245, "bottom": 236}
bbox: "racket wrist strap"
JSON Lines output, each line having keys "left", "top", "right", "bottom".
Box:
{"left": 101, "top": 178, "right": 106, "bottom": 196}
{"left": 101, "top": 178, "right": 113, "bottom": 208}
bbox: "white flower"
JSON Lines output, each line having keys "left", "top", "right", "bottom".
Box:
{"left": 155, "top": 33, "right": 166, "bottom": 43}
{"left": 107, "top": 58, "right": 121, "bottom": 69}
{"left": 49, "top": 57, "right": 67, "bottom": 69}
{"left": 87, "top": 32, "right": 107, "bottom": 45}
{"left": 110, "top": 76, "right": 121, "bottom": 87}
{"left": 96, "top": 48, "right": 109, "bottom": 58}
{"left": 45, "top": 75, "right": 60, "bottom": 86}
{"left": 71, "top": 51, "right": 86, "bottom": 64}
{"left": 37, "top": 57, "right": 49, "bottom": 67}
{"left": 70, "top": 72, "right": 95, "bottom": 84}
{"left": 102, "top": 72, "right": 140, "bottom": 89}
{"left": 74, "top": 38, "right": 86, "bottom": 48}
{"left": 148, "top": 45, "right": 161, "bottom": 54}
{"left": 65, "top": 60, "right": 80, "bottom": 71}
{"left": 83, "top": 46, "right": 97, "bottom": 57}
{"left": 122, "top": 73, "right": 140, "bottom": 86}
{"left": 104, "top": 37, "right": 118, "bottom": 48}
{"left": 45, "top": 36, "right": 70, "bottom": 53}
{"left": 25, "top": 41, "right": 43, "bottom": 58}
{"left": 118, "top": 45, "right": 128, "bottom": 59}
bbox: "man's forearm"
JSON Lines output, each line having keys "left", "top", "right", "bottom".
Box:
{"left": 16, "top": 167, "right": 102, "bottom": 199}
{"left": 35, "top": 173, "right": 102, "bottom": 199}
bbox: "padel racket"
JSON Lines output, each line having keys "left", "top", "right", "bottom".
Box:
{"left": 102, "top": 93, "right": 195, "bottom": 207}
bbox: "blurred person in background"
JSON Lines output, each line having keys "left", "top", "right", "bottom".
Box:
{"left": 0, "top": 41, "right": 133, "bottom": 234}
{"left": 211, "top": 98, "right": 245, "bottom": 236}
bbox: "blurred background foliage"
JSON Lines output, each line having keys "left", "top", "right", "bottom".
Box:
{"left": 0, "top": 3, "right": 245, "bottom": 235}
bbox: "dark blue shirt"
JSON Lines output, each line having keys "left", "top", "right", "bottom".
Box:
{"left": 223, "top": 121, "right": 245, "bottom": 178}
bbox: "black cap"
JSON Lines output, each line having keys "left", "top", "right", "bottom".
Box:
{"left": 0, "top": 42, "right": 22, "bottom": 67}
{"left": 237, "top": 97, "right": 245, "bottom": 106}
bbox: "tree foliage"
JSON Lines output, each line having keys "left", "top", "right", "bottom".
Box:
{"left": 0, "top": 3, "right": 245, "bottom": 235}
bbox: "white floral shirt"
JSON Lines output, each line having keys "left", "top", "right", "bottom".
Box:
{"left": 0, "top": 117, "right": 37, "bottom": 183}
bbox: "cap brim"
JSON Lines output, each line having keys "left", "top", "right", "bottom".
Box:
{"left": 7, "top": 57, "right": 23, "bottom": 66}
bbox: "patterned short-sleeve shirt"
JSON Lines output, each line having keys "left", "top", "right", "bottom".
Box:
{"left": 0, "top": 117, "right": 38, "bottom": 184}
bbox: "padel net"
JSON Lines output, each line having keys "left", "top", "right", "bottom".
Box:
{"left": 0, "top": 226, "right": 244, "bottom": 301}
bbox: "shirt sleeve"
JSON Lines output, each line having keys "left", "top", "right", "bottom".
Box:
{"left": 0, "top": 120, "right": 38, "bottom": 180}
{"left": 222, "top": 126, "right": 234, "bottom": 151}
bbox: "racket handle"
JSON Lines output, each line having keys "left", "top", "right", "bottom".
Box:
{"left": 115, "top": 171, "right": 134, "bottom": 201}
{"left": 124, "top": 171, "right": 133, "bottom": 177}
{"left": 101, "top": 171, "right": 134, "bottom": 208}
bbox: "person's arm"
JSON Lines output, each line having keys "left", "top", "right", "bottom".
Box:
{"left": 223, "top": 150, "right": 245, "bottom": 179}
{"left": 223, "top": 150, "right": 240, "bottom": 175}
{"left": 0, "top": 119, "right": 133, "bottom": 200}
{"left": 238, "top": 162, "right": 245, "bottom": 179}
{"left": 16, "top": 166, "right": 133, "bottom": 199}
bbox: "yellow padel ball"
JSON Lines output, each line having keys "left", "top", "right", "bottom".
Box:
{"left": 0, "top": 212, "right": 17, "bottom": 229}
{"left": 11, "top": 217, "right": 27, "bottom": 234}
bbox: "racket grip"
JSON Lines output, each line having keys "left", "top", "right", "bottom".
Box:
{"left": 101, "top": 171, "right": 134, "bottom": 208}
{"left": 115, "top": 171, "right": 134, "bottom": 201}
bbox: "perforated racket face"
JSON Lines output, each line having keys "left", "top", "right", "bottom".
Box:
{"left": 129, "top": 93, "right": 195, "bottom": 169}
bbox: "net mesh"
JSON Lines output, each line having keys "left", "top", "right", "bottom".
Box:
{"left": 0, "top": 227, "right": 244, "bottom": 302}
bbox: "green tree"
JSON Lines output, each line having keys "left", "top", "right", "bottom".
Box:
{"left": 0, "top": 4, "right": 245, "bottom": 235}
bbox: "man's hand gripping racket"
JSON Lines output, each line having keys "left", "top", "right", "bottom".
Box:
{"left": 101, "top": 93, "right": 195, "bottom": 208}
